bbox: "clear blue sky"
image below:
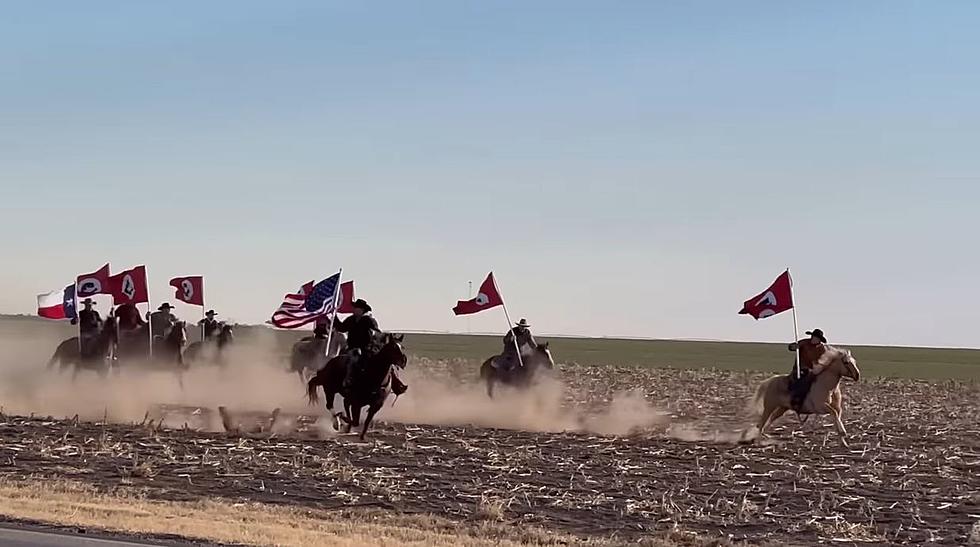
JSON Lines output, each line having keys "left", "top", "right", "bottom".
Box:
{"left": 2, "top": 2, "right": 978, "bottom": 347}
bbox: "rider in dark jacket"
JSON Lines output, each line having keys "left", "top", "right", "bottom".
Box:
{"left": 72, "top": 299, "right": 102, "bottom": 356}
{"left": 334, "top": 299, "right": 406, "bottom": 394}
{"left": 198, "top": 310, "right": 220, "bottom": 340}
{"left": 788, "top": 328, "right": 829, "bottom": 410}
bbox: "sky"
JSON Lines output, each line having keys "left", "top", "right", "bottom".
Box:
{"left": 1, "top": 2, "right": 978, "bottom": 347}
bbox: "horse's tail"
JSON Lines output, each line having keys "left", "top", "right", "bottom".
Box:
{"left": 47, "top": 346, "right": 61, "bottom": 370}
{"left": 307, "top": 373, "right": 321, "bottom": 405}
{"left": 479, "top": 357, "right": 495, "bottom": 380}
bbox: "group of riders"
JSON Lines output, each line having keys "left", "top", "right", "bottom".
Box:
{"left": 74, "top": 291, "right": 828, "bottom": 409}
{"left": 73, "top": 298, "right": 226, "bottom": 361}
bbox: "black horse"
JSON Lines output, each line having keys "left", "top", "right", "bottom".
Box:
{"left": 47, "top": 317, "right": 119, "bottom": 379}
{"left": 307, "top": 333, "right": 408, "bottom": 440}
{"left": 479, "top": 342, "right": 555, "bottom": 398}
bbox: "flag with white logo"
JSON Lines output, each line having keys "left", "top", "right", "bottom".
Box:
{"left": 170, "top": 276, "right": 204, "bottom": 306}
{"left": 739, "top": 270, "right": 794, "bottom": 320}
{"left": 76, "top": 263, "right": 111, "bottom": 298}
{"left": 453, "top": 272, "right": 504, "bottom": 315}
{"left": 109, "top": 265, "right": 149, "bottom": 305}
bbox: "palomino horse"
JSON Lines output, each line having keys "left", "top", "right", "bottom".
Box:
{"left": 47, "top": 317, "right": 119, "bottom": 379}
{"left": 289, "top": 329, "right": 346, "bottom": 383}
{"left": 479, "top": 343, "right": 555, "bottom": 398}
{"left": 744, "top": 346, "right": 861, "bottom": 446}
{"left": 184, "top": 323, "right": 235, "bottom": 366}
{"left": 307, "top": 333, "right": 408, "bottom": 441}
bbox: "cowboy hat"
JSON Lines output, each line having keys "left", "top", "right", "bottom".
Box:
{"left": 81, "top": 298, "right": 95, "bottom": 305}
{"left": 805, "top": 329, "right": 827, "bottom": 343}
{"left": 515, "top": 318, "right": 530, "bottom": 328}
{"left": 352, "top": 299, "right": 372, "bottom": 312}
{"left": 158, "top": 303, "right": 174, "bottom": 310}
{"left": 205, "top": 310, "right": 217, "bottom": 316}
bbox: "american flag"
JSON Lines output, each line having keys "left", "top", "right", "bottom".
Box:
{"left": 270, "top": 273, "right": 341, "bottom": 329}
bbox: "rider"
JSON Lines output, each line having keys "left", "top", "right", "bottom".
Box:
{"left": 71, "top": 298, "right": 102, "bottom": 356}
{"left": 148, "top": 303, "right": 178, "bottom": 341}
{"left": 198, "top": 310, "right": 220, "bottom": 341}
{"left": 334, "top": 299, "right": 407, "bottom": 395}
{"left": 787, "top": 328, "right": 829, "bottom": 411}
{"left": 114, "top": 302, "right": 146, "bottom": 332}
{"left": 498, "top": 318, "right": 537, "bottom": 370}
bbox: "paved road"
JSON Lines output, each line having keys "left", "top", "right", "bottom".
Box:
{"left": 0, "top": 527, "right": 175, "bottom": 547}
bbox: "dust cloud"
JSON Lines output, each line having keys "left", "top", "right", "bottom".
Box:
{"left": 0, "top": 325, "right": 676, "bottom": 438}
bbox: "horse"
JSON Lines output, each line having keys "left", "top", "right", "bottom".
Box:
{"left": 46, "top": 317, "right": 119, "bottom": 379}
{"left": 479, "top": 342, "right": 555, "bottom": 398}
{"left": 289, "top": 329, "right": 346, "bottom": 383}
{"left": 306, "top": 333, "right": 408, "bottom": 441}
{"left": 184, "top": 323, "right": 234, "bottom": 366}
{"left": 742, "top": 346, "right": 861, "bottom": 447}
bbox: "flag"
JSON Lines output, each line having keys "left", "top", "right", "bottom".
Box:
{"left": 37, "top": 288, "right": 70, "bottom": 319}
{"left": 271, "top": 273, "right": 341, "bottom": 328}
{"left": 76, "top": 264, "right": 111, "bottom": 298}
{"left": 739, "top": 270, "right": 794, "bottom": 320}
{"left": 338, "top": 280, "right": 355, "bottom": 314}
{"left": 453, "top": 272, "right": 504, "bottom": 315}
{"left": 109, "top": 265, "right": 149, "bottom": 305}
{"left": 63, "top": 284, "right": 77, "bottom": 320}
{"left": 170, "top": 276, "right": 204, "bottom": 306}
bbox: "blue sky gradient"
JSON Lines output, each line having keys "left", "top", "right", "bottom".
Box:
{"left": 2, "top": 2, "right": 978, "bottom": 346}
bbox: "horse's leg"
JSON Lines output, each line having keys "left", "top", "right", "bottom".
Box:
{"left": 486, "top": 374, "right": 495, "bottom": 399}
{"left": 351, "top": 404, "right": 363, "bottom": 428}
{"left": 825, "top": 401, "right": 849, "bottom": 447}
{"left": 360, "top": 401, "right": 382, "bottom": 441}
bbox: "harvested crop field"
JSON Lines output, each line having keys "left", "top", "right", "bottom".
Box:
{"left": 1, "top": 353, "right": 978, "bottom": 546}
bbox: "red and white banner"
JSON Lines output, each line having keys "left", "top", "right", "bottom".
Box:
{"left": 453, "top": 273, "right": 504, "bottom": 316}
{"left": 170, "top": 276, "right": 204, "bottom": 306}
{"left": 76, "top": 263, "right": 111, "bottom": 298}
{"left": 739, "top": 270, "right": 794, "bottom": 320}
{"left": 337, "top": 280, "right": 355, "bottom": 314}
{"left": 109, "top": 265, "right": 149, "bottom": 305}
{"left": 37, "top": 290, "right": 67, "bottom": 320}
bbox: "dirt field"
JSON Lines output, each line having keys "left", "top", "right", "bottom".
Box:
{"left": 1, "top": 319, "right": 979, "bottom": 545}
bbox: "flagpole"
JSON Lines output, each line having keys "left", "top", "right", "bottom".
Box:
{"left": 788, "top": 268, "right": 801, "bottom": 379}
{"left": 467, "top": 280, "right": 473, "bottom": 335}
{"left": 200, "top": 278, "right": 206, "bottom": 343}
{"left": 146, "top": 270, "right": 154, "bottom": 360}
{"left": 75, "top": 280, "right": 82, "bottom": 355}
{"left": 493, "top": 274, "right": 525, "bottom": 368}
{"left": 324, "top": 269, "right": 343, "bottom": 360}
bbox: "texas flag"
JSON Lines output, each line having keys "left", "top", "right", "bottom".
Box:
{"left": 170, "top": 276, "right": 204, "bottom": 306}
{"left": 37, "top": 284, "right": 77, "bottom": 320}
{"left": 739, "top": 270, "right": 794, "bottom": 320}
{"left": 453, "top": 272, "right": 504, "bottom": 315}
{"left": 109, "top": 265, "right": 149, "bottom": 305}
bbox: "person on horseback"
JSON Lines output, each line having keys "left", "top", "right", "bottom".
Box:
{"left": 788, "top": 328, "right": 829, "bottom": 411}
{"left": 497, "top": 318, "right": 537, "bottom": 371}
{"left": 71, "top": 298, "right": 102, "bottom": 357}
{"left": 148, "top": 303, "right": 178, "bottom": 342}
{"left": 114, "top": 302, "right": 146, "bottom": 332}
{"left": 198, "top": 310, "right": 220, "bottom": 340}
{"left": 334, "top": 299, "right": 407, "bottom": 395}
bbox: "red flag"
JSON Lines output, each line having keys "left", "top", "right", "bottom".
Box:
{"left": 739, "top": 270, "right": 794, "bottom": 319}
{"left": 109, "top": 265, "right": 149, "bottom": 304}
{"left": 453, "top": 273, "right": 504, "bottom": 315}
{"left": 76, "top": 263, "right": 111, "bottom": 298}
{"left": 338, "top": 280, "right": 355, "bottom": 314}
{"left": 170, "top": 276, "right": 204, "bottom": 306}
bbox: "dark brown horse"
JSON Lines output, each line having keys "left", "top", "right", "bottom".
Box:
{"left": 479, "top": 343, "right": 555, "bottom": 398}
{"left": 307, "top": 333, "right": 408, "bottom": 440}
{"left": 47, "top": 317, "right": 119, "bottom": 378}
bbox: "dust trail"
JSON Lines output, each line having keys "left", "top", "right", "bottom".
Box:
{"left": 2, "top": 327, "right": 671, "bottom": 436}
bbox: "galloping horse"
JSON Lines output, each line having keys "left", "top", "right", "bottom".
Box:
{"left": 47, "top": 317, "right": 119, "bottom": 378}
{"left": 289, "top": 329, "right": 346, "bottom": 382}
{"left": 307, "top": 333, "right": 408, "bottom": 440}
{"left": 743, "top": 346, "right": 861, "bottom": 446}
{"left": 184, "top": 323, "right": 234, "bottom": 366}
{"left": 479, "top": 342, "right": 555, "bottom": 398}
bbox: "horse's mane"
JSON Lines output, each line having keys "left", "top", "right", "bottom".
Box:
{"left": 817, "top": 345, "right": 852, "bottom": 366}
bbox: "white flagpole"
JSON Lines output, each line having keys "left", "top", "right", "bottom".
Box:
{"left": 146, "top": 271, "right": 154, "bottom": 359}
{"left": 324, "top": 269, "right": 343, "bottom": 359}
{"left": 788, "top": 268, "right": 801, "bottom": 379}
{"left": 75, "top": 280, "right": 82, "bottom": 355}
{"left": 467, "top": 280, "right": 473, "bottom": 335}
{"left": 493, "top": 274, "right": 525, "bottom": 368}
